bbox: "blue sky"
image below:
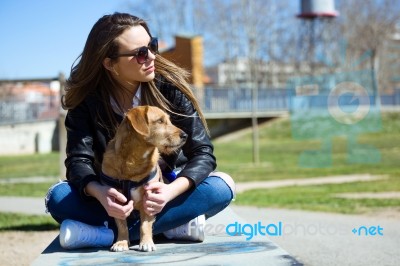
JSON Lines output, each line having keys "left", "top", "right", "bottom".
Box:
{"left": 0, "top": 0, "right": 131, "bottom": 79}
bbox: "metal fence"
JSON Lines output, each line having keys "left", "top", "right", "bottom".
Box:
{"left": 1, "top": 80, "right": 400, "bottom": 124}
{"left": 195, "top": 86, "right": 400, "bottom": 114}
{"left": 199, "top": 87, "right": 290, "bottom": 113}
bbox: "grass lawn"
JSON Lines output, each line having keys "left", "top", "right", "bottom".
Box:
{"left": 214, "top": 111, "right": 400, "bottom": 214}
{"left": 214, "top": 112, "right": 400, "bottom": 182}
{"left": 0, "top": 212, "right": 58, "bottom": 231}
{"left": 0, "top": 182, "right": 55, "bottom": 197}
{"left": 0, "top": 152, "right": 59, "bottom": 179}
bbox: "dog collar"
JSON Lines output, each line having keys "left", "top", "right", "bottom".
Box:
{"left": 100, "top": 167, "right": 158, "bottom": 203}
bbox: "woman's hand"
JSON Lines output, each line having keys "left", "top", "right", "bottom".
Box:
{"left": 143, "top": 176, "right": 193, "bottom": 216}
{"left": 143, "top": 182, "right": 174, "bottom": 216}
{"left": 86, "top": 181, "right": 134, "bottom": 220}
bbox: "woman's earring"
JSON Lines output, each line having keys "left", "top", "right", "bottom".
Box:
{"left": 112, "top": 67, "right": 119, "bottom": 76}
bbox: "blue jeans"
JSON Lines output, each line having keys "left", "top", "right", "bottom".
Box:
{"left": 45, "top": 174, "right": 233, "bottom": 242}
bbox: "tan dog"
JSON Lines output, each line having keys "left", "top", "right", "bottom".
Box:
{"left": 101, "top": 106, "right": 187, "bottom": 252}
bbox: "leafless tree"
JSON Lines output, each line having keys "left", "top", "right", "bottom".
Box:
{"left": 338, "top": 0, "right": 400, "bottom": 96}
{"left": 126, "top": 0, "right": 298, "bottom": 86}
{"left": 126, "top": 0, "right": 191, "bottom": 44}
{"left": 125, "top": 0, "right": 399, "bottom": 93}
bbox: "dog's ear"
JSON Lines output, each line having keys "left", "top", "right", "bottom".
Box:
{"left": 125, "top": 107, "right": 149, "bottom": 136}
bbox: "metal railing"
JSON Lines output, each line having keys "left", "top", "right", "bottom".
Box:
{"left": 195, "top": 86, "right": 400, "bottom": 117}
{"left": 1, "top": 79, "right": 400, "bottom": 124}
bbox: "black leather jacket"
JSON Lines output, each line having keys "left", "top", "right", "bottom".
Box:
{"left": 64, "top": 79, "right": 216, "bottom": 200}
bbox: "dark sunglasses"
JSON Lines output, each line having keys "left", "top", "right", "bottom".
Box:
{"left": 110, "top": 37, "right": 158, "bottom": 64}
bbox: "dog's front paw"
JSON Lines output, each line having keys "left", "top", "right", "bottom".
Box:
{"left": 139, "top": 240, "right": 156, "bottom": 252}
{"left": 110, "top": 240, "right": 129, "bottom": 252}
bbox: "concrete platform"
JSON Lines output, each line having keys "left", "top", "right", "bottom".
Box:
{"left": 31, "top": 207, "right": 303, "bottom": 266}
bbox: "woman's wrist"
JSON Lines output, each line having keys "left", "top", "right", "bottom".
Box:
{"left": 168, "top": 176, "right": 193, "bottom": 200}
{"left": 84, "top": 181, "right": 103, "bottom": 199}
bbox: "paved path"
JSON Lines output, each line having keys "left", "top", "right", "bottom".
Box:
{"left": 234, "top": 174, "right": 387, "bottom": 193}
{"left": 0, "top": 176, "right": 59, "bottom": 184}
{"left": 234, "top": 206, "right": 400, "bottom": 266}
{"left": 0, "top": 196, "right": 47, "bottom": 215}
{"left": 333, "top": 191, "right": 400, "bottom": 199}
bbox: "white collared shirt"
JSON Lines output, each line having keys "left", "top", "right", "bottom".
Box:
{"left": 110, "top": 85, "right": 141, "bottom": 116}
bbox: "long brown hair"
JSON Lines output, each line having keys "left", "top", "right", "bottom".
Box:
{"left": 62, "top": 12, "right": 208, "bottom": 134}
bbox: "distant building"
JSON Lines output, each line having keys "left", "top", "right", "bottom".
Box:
{"left": 205, "top": 58, "right": 320, "bottom": 89}
{"left": 0, "top": 81, "right": 60, "bottom": 123}
{"left": 160, "top": 35, "right": 207, "bottom": 88}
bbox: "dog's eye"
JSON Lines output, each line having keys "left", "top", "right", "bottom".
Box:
{"left": 156, "top": 118, "right": 164, "bottom": 124}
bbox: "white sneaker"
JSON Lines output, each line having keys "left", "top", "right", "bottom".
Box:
{"left": 59, "top": 219, "right": 114, "bottom": 249}
{"left": 163, "top": 215, "right": 206, "bottom": 242}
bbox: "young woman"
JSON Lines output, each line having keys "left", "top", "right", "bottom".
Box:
{"left": 45, "top": 12, "right": 235, "bottom": 249}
